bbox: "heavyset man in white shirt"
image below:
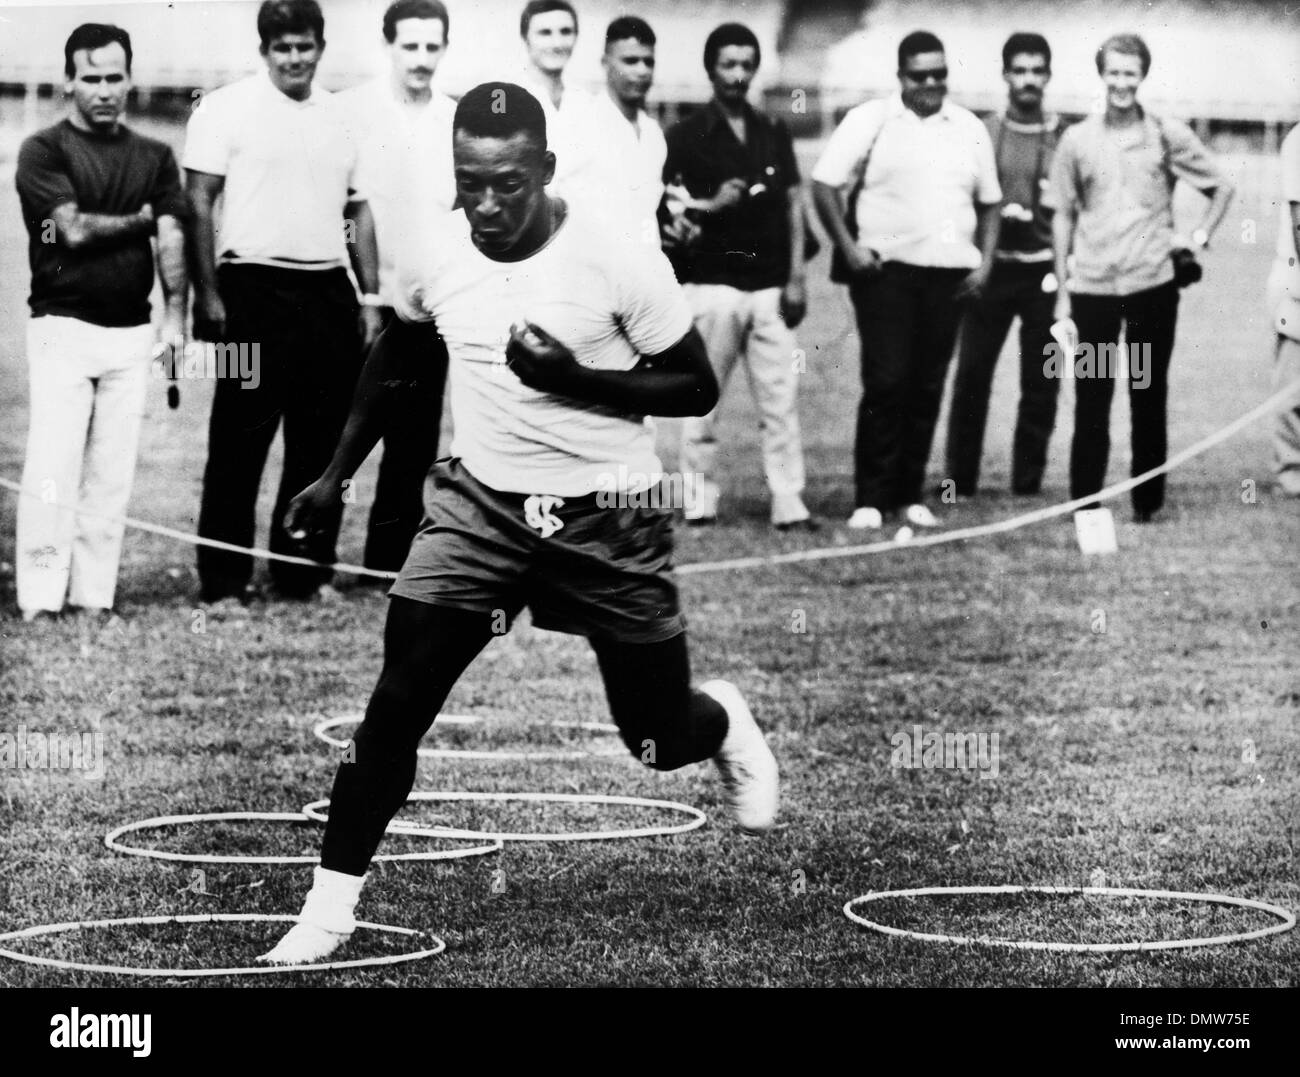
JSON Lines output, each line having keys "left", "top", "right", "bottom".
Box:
{"left": 259, "top": 82, "right": 778, "bottom": 966}
{"left": 184, "top": 0, "right": 381, "bottom": 604}
{"left": 339, "top": 0, "right": 456, "bottom": 576}
{"left": 813, "top": 30, "right": 1001, "bottom": 532}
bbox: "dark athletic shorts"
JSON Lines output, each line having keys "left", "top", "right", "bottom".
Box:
{"left": 390, "top": 458, "right": 685, "bottom": 644}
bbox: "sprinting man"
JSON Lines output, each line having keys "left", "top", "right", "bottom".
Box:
{"left": 664, "top": 22, "right": 814, "bottom": 530}
{"left": 339, "top": 0, "right": 456, "bottom": 577}
{"left": 14, "top": 23, "right": 187, "bottom": 621}
{"left": 185, "top": 0, "right": 381, "bottom": 604}
{"left": 945, "top": 33, "right": 1062, "bottom": 499}
{"left": 259, "top": 82, "right": 779, "bottom": 965}
{"left": 1050, "top": 33, "right": 1233, "bottom": 521}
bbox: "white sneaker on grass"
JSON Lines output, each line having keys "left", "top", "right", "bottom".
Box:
{"left": 846, "top": 507, "right": 883, "bottom": 530}
{"left": 701, "top": 679, "right": 779, "bottom": 833}
{"left": 257, "top": 922, "right": 351, "bottom": 966}
{"left": 903, "top": 503, "right": 940, "bottom": 528}
{"left": 257, "top": 866, "right": 365, "bottom": 965}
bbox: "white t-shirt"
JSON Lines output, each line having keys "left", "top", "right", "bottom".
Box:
{"left": 339, "top": 77, "right": 456, "bottom": 305}
{"left": 183, "top": 71, "right": 361, "bottom": 269}
{"left": 576, "top": 90, "right": 667, "bottom": 246}
{"left": 395, "top": 204, "right": 693, "bottom": 496}
{"left": 812, "top": 95, "right": 1001, "bottom": 269}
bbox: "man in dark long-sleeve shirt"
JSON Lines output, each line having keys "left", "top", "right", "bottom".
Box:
{"left": 14, "top": 22, "right": 187, "bottom": 621}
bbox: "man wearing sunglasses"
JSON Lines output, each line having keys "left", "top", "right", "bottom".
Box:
{"left": 813, "top": 31, "right": 1001, "bottom": 533}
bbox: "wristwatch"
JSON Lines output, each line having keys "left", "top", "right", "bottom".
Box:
{"left": 1190, "top": 228, "right": 1210, "bottom": 250}
{"left": 360, "top": 294, "right": 385, "bottom": 308}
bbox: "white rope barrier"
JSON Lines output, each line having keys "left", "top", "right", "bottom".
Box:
{"left": 2, "top": 377, "right": 1297, "bottom": 581}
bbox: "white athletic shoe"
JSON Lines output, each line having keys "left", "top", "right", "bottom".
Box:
{"left": 846, "top": 507, "right": 883, "bottom": 530}
{"left": 257, "top": 865, "right": 365, "bottom": 965}
{"left": 903, "top": 503, "right": 940, "bottom": 528}
{"left": 257, "top": 921, "right": 350, "bottom": 966}
{"left": 701, "top": 679, "right": 779, "bottom": 834}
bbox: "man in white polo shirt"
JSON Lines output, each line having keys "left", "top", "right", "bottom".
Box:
{"left": 516, "top": 0, "right": 597, "bottom": 199}
{"left": 339, "top": 0, "right": 455, "bottom": 577}
{"left": 184, "top": 0, "right": 381, "bottom": 604}
{"left": 583, "top": 15, "right": 666, "bottom": 244}
{"left": 813, "top": 30, "right": 1001, "bottom": 532}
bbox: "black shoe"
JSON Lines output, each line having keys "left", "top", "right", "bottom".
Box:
{"left": 66, "top": 606, "right": 118, "bottom": 626}
{"left": 1133, "top": 508, "right": 1159, "bottom": 523}
{"left": 199, "top": 584, "right": 258, "bottom": 607}
{"left": 775, "top": 517, "right": 821, "bottom": 533}
{"left": 685, "top": 516, "right": 717, "bottom": 528}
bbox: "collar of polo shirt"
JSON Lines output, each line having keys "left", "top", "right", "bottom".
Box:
{"left": 260, "top": 66, "right": 320, "bottom": 106}
{"left": 889, "top": 91, "right": 954, "bottom": 122}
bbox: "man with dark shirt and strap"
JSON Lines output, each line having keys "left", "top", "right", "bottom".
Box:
{"left": 14, "top": 22, "right": 187, "bottom": 621}
{"left": 664, "top": 22, "right": 813, "bottom": 531}
{"left": 945, "top": 33, "right": 1062, "bottom": 498}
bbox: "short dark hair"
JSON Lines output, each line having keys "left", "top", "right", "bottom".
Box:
{"left": 1096, "top": 32, "right": 1151, "bottom": 76}
{"left": 898, "top": 30, "right": 944, "bottom": 70}
{"left": 64, "top": 23, "right": 133, "bottom": 79}
{"left": 520, "top": 0, "right": 577, "bottom": 39}
{"left": 454, "top": 82, "right": 548, "bottom": 154}
{"left": 703, "top": 23, "right": 760, "bottom": 74}
{"left": 1003, "top": 32, "right": 1051, "bottom": 70}
{"left": 383, "top": 0, "right": 449, "bottom": 43}
{"left": 257, "top": 0, "right": 325, "bottom": 48}
{"left": 606, "top": 15, "right": 655, "bottom": 50}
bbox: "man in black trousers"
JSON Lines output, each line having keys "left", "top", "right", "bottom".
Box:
{"left": 945, "top": 33, "right": 1062, "bottom": 498}
{"left": 185, "top": 0, "right": 381, "bottom": 603}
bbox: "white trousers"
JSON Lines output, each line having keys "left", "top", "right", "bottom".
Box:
{"left": 1275, "top": 334, "right": 1300, "bottom": 497}
{"left": 680, "top": 283, "right": 808, "bottom": 524}
{"left": 17, "top": 315, "right": 153, "bottom": 613}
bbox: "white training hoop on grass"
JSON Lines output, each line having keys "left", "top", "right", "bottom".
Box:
{"left": 312, "top": 713, "right": 622, "bottom": 762}
{"left": 301, "top": 791, "right": 707, "bottom": 843}
{"left": 0, "top": 913, "right": 444, "bottom": 977}
{"left": 103, "top": 811, "right": 503, "bottom": 864}
{"left": 842, "top": 885, "right": 1297, "bottom": 953}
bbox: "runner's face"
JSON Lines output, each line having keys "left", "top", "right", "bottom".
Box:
{"left": 262, "top": 31, "right": 321, "bottom": 100}
{"left": 603, "top": 38, "right": 655, "bottom": 108}
{"left": 710, "top": 45, "right": 757, "bottom": 104}
{"left": 67, "top": 44, "right": 130, "bottom": 131}
{"left": 1004, "top": 52, "right": 1050, "bottom": 110}
{"left": 900, "top": 50, "right": 947, "bottom": 116}
{"left": 454, "top": 130, "right": 555, "bottom": 257}
{"left": 389, "top": 18, "right": 447, "bottom": 93}
{"left": 525, "top": 11, "right": 576, "bottom": 77}
{"left": 1100, "top": 50, "right": 1144, "bottom": 112}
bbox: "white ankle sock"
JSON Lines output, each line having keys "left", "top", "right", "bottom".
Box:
{"left": 298, "top": 866, "right": 367, "bottom": 935}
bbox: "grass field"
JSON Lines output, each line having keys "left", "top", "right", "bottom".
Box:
{"left": 0, "top": 113, "right": 1296, "bottom": 987}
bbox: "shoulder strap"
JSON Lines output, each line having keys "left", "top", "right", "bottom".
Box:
{"left": 843, "top": 102, "right": 887, "bottom": 231}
